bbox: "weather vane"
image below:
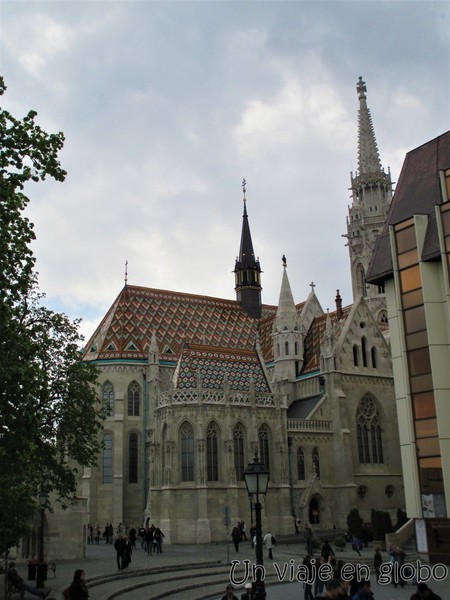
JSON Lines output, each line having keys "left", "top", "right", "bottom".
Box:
{"left": 242, "top": 178, "right": 247, "bottom": 203}
{"left": 125, "top": 260, "right": 128, "bottom": 286}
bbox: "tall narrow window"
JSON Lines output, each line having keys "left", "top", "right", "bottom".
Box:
{"left": 102, "top": 381, "right": 115, "bottom": 415}
{"left": 129, "top": 432, "right": 138, "bottom": 483}
{"left": 161, "top": 424, "right": 167, "bottom": 475}
{"left": 258, "top": 424, "right": 270, "bottom": 470}
{"left": 285, "top": 341, "right": 289, "bottom": 355}
{"left": 297, "top": 447, "right": 305, "bottom": 480}
{"left": 371, "top": 347, "right": 377, "bottom": 368}
{"left": 353, "top": 345, "right": 359, "bottom": 366}
{"left": 181, "top": 422, "right": 194, "bottom": 481}
{"left": 206, "top": 421, "right": 219, "bottom": 481}
{"left": 103, "top": 433, "right": 113, "bottom": 484}
{"left": 312, "top": 447, "right": 320, "bottom": 479}
{"left": 233, "top": 423, "right": 245, "bottom": 481}
{"left": 356, "top": 395, "right": 384, "bottom": 463}
{"left": 361, "top": 337, "right": 367, "bottom": 367}
{"left": 128, "top": 381, "right": 140, "bottom": 416}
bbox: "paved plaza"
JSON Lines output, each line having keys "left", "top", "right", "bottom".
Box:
{"left": 1, "top": 538, "right": 448, "bottom": 599}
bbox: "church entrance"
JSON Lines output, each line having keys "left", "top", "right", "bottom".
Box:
{"left": 309, "top": 497, "right": 320, "bottom": 525}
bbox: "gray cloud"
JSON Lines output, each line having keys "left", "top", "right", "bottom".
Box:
{"left": 2, "top": 1, "right": 448, "bottom": 342}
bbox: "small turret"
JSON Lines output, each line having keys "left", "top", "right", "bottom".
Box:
{"left": 273, "top": 257, "right": 303, "bottom": 381}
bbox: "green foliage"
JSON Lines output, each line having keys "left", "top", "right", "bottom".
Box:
{"left": 394, "top": 508, "right": 408, "bottom": 530}
{"left": 0, "top": 77, "right": 104, "bottom": 553}
{"left": 347, "top": 508, "right": 364, "bottom": 538}
{"left": 333, "top": 536, "right": 346, "bottom": 549}
{"left": 371, "top": 509, "right": 393, "bottom": 540}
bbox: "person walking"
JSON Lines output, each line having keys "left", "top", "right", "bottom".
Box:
{"left": 321, "top": 540, "right": 335, "bottom": 562}
{"left": 114, "top": 535, "right": 125, "bottom": 570}
{"left": 232, "top": 523, "right": 242, "bottom": 553}
{"left": 304, "top": 524, "right": 313, "bottom": 555}
{"left": 373, "top": 546, "right": 382, "bottom": 583}
{"left": 263, "top": 531, "right": 274, "bottom": 560}
{"left": 302, "top": 555, "right": 315, "bottom": 600}
{"left": 154, "top": 526, "right": 164, "bottom": 554}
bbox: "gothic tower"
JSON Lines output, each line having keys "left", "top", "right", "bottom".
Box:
{"left": 233, "top": 181, "right": 262, "bottom": 319}
{"left": 346, "top": 76, "right": 392, "bottom": 321}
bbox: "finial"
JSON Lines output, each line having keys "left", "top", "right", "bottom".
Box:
{"left": 356, "top": 76, "right": 366, "bottom": 100}
{"left": 242, "top": 178, "right": 247, "bottom": 203}
{"left": 282, "top": 254, "right": 287, "bottom": 267}
{"left": 309, "top": 281, "right": 316, "bottom": 292}
{"left": 125, "top": 260, "right": 128, "bottom": 286}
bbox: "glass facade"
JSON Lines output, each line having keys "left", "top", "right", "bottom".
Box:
{"left": 394, "top": 219, "right": 443, "bottom": 501}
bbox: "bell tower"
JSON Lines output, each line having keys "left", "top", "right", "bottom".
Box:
{"left": 346, "top": 76, "right": 392, "bottom": 320}
{"left": 233, "top": 180, "right": 262, "bottom": 319}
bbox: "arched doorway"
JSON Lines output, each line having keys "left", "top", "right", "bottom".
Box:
{"left": 309, "top": 497, "right": 320, "bottom": 525}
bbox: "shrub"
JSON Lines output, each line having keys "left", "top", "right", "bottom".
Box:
{"left": 347, "top": 508, "right": 364, "bottom": 538}
{"left": 371, "top": 509, "right": 393, "bottom": 540}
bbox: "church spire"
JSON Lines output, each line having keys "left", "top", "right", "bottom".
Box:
{"left": 233, "top": 180, "right": 262, "bottom": 319}
{"left": 346, "top": 76, "right": 392, "bottom": 319}
{"left": 356, "top": 76, "right": 383, "bottom": 175}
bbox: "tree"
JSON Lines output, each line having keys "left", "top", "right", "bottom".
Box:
{"left": 346, "top": 508, "right": 364, "bottom": 539}
{"left": 0, "top": 76, "right": 105, "bottom": 556}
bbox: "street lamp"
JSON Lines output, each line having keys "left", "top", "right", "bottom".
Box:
{"left": 243, "top": 453, "right": 270, "bottom": 600}
{"left": 38, "top": 489, "right": 48, "bottom": 561}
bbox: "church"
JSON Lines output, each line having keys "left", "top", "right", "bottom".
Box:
{"left": 81, "top": 78, "right": 405, "bottom": 544}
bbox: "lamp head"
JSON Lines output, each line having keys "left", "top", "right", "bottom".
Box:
{"left": 243, "top": 452, "right": 270, "bottom": 498}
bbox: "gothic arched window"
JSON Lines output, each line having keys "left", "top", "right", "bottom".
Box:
{"left": 129, "top": 432, "right": 138, "bottom": 483}
{"left": 180, "top": 421, "right": 194, "bottom": 481}
{"left": 312, "top": 447, "right": 320, "bottom": 479}
{"left": 285, "top": 341, "right": 289, "bottom": 355}
{"left": 102, "top": 381, "right": 115, "bottom": 415}
{"left": 206, "top": 421, "right": 219, "bottom": 481}
{"left": 356, "top": 395, "right": 384, "bottom": 464}
{"left": 258, "top": 424, "right": 270, "bottom": 470}
{"left": 233, "top": 422, "right": 245, "bottom": 481}
{"left": 128, "top": 381, "right": 140, "bottom": 416}
{"left": 371, "top": 347, "right": 377, "bottom": 368}
{"left": 361, "top": 337, "right": 368, "bottom": 367}
{"left": 297, "top": 447, "right": 305, "bottom": 480}
{"left": 353, "top": 345, "right": 359, "bottom": 367}
{"left": 103, "top": 433, "right": 113, "bottom": 484}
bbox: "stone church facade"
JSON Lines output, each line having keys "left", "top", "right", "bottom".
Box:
{"left": 81, "top": 78, "right": 405, "bottom": 544}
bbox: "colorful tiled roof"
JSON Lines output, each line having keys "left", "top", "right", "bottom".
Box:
{"left": 301, "top": 305, "right": 352, "bottom": 374}
{"left": 173, "top": 344, "right": 271, "bottom": 392}
{"left": 84, "top": 285, "right": 278, "bottom": 362}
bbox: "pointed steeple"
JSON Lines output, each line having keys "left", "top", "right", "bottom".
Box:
{"left": 273, "top": 258, "right": 303, "bottom": 381}
{"left": 233, "top": 180, "right": 262, "bottom": 319}
{"left": 356, "top": 76, "right": 383, "bottom": 175}
{"left": 276, "top": 259, "right": 298, "bottom": 332}
{"left": 346, "top": 77, "right": 392, "bottom": 319}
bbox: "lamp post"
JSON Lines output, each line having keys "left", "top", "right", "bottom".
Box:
{"left": 243, "top": 453, "right": 270, "bottom": 600}
{"left": 37, "top": 489, "right": 48, "bottom": 587}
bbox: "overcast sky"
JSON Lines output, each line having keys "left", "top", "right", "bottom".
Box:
{"left": 1, "top": 1, "right": 449, "bottom": 342}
